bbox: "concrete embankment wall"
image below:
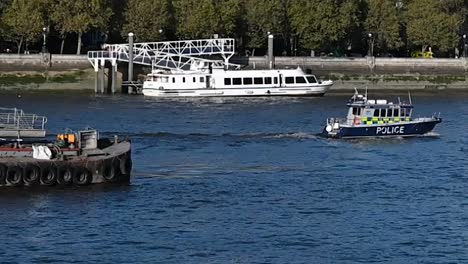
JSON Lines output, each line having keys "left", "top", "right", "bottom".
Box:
{"left": 0, "top": 54, "right": 94, "bottom": 91}
{"left": 1, "top": 54, "right": 468, "bottom": 91}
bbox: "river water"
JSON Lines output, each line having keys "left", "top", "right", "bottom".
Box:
{"left": 0, "top": 92, "right": 467, "bottom": 263}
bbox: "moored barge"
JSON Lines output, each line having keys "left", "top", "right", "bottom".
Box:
{"left": 321, "top": 90, "right": 442, "bottom": 139}
{"left": 0, "top": 107, "right": 131, "bottom": 187}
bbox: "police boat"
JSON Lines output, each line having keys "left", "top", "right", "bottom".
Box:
{"left": 321, "top": 89, "right": 442, "bottom": 139}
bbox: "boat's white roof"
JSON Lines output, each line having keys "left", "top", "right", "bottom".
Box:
{"left": 149, "top": 67, "right": 311, "bottom": 77}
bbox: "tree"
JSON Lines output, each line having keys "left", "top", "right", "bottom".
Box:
{"left": 289, "top": 0, "right": 361, "bottom": 54}
{"left": 365, "top": 0, "right": 403, "bottom": 54}
{"left": 122, "top": 0, "right": 174, "bottom": 42}
{"left": 405, "top": 0, "right": 462, "bottom": 53}
{"left": 2, "top": 0, "right": 46, "bottom": 54}
{"left": 174, "top": 0, "right": 240, "bottom": 39}
{"left": 242, "top": 0, "right": 289, "bottom": 53}
{"left": 50, "top": 0, "right": 113, "bottom": 55}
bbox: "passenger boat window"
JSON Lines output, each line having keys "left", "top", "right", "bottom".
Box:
{"left": 306, "top": 76, "right": 317, "bottom": 83}
{"left": 274, "top": 77, "right": 278, "bottom": 84}
{"left": 233, "top": 78, "right": 241, "bottom": 85}
{"left": 265, "top": 77, "right": 272, "bottom": 84}
{"left": 374, "top": 109, "right": 380, "bottom": 117}
{"left": 172, "top": 77, "right": 175, "bottom": 83}
{"left": 162, "top": 77, "right": 168, "bottom": 83}
{"left": 200, "top": 77, "right": 205, "bottom": 83}
{"left": 182, "top": 77, "right": 186, "bottom": 83}
{"left": 254, "top": 78, "right": 263, "bottom": 85}
{"left": 285, "top": 77, "right": 294, "bottom": 84}
{"left": 243, "top": 78, "right": 253, "bottom": 85}
{"left": 225, "top": 78, "right": 231, "bottom": 85}
{"left": 296, "top": 77, "right": 307, "bottom": 84}
{"left": 193, "top": 77, "right": 196, "bottom": 83}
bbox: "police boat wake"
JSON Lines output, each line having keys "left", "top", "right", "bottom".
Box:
{"left": 320, "top": 89, "right": 442, "bottom": 139}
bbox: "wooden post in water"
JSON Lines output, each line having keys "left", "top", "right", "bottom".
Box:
{"left": 111, "top": 62, "right": 117, "bottom": 94}
{"left": 100, "top": 60, "right": 105, "bottom": 94}
{"left": 94, "top": 70, "right": 99, "bottom": 94}
{"left": 128, "top": 32, "right": 134, "bottom": 94}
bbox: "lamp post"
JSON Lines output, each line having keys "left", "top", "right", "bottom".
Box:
{"left": 368, "top": 33, "right": 374, "bottom": 57}
{"left": 395, "top": 0, "right": 403, "bottom": 9}
{"left": 463, "top": 34, "right": 467, "bottom": 58}
{"left": 159, "top": 29, "right": 163, "bottom": 41}
{"left": 42, "top": 27, "right": 47, "bottom": 53}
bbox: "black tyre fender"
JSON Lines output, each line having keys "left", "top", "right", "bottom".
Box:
{"left": 40, "top": 166, "right": 57, "bottom": 186}
{"left": 0, "top": 164, "right": 6, "bottom": 185}
{"left": 56, "top": 166, "right": 73, "bottom": 185}
{"left": 73, "top": 168, "right": 92, "bottom": 185}
{"left": 103, "top": 159, "right": 122, "bottom": 182}
{"left": 121, "top": 156, "right": 132, "bottom": 175}
{"left": 23, "top": 165, "right": 40, "bottom": 186}
{"left": 6, "top": 166, "right": 23, "bottom": 186}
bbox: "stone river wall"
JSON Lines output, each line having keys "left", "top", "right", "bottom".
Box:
{"left": 1, "top": 54, "right": 468, "bottom": 92}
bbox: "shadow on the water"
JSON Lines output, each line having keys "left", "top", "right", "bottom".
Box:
{"left": 0, "top": 183, "right": 133, "bottom": 197}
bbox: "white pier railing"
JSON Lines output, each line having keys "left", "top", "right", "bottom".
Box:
{"left": 87, "top": 38, "right": 238, "bottom": 71}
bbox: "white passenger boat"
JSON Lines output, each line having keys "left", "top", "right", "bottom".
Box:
{"left": 142, "top": 65, "right": 333, "bottom": 97}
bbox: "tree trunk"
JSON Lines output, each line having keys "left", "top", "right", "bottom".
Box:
{"left": 422, "top": 45, "right": 427, "bottom": 52}
{"left": 17, "top": 37, "right": 23, "bottom": 55}
{"left": 60, "top": 38, "right": 65, "bottom": 54}
{"left": 76, "top": 32, "right": 82, "bottom": 55}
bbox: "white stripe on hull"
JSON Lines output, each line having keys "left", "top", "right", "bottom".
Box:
{"left": 142, "top": 85, "right": 331, "bottom": 97}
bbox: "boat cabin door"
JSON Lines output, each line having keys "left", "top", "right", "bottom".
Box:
{"left": 279, "top": 74, "right": 283, "bottom": 87}
{"left": 206, "top": 76, "right": 211, "bottom": 89}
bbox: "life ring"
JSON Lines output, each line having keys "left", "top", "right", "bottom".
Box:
{"left": 56, "top": 166, "right": 73, "bottom": 185}
{"left": 6, "top": 166, "right": 23, "bottom": 186}
{"left": 73, "top": 168, "right": 92, "bottom": 185}
{"left": 0, "top": 164, "right": 6, "bottom": 185}
{"left": 102, "top": 159, "right": 122, "bottom": 182}
{"left": 40, "top": 166, "right": 57, "bottom": 186}
{"left": 23, "top": 165, "right": 41, "bottom": 186}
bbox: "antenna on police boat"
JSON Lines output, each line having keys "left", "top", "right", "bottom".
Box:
{"left": 408, "top": 91, "right": 412, "bottom": 104}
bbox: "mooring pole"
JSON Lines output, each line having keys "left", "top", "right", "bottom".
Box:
{"left": 111, "top": 62, "right": 117, "bottom": 94}
{"left": 268, "top": 34, "right": 274, "bottom": 69}
{"left": 128, "top": 32, "right": 134, "bottom": 94}
{"left": 100, "top": 60, "right": 105, "bottom": 94}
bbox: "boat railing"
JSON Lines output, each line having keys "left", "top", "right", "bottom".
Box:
{"left": 0, "top": 107, "right": 47, "bottom": 131}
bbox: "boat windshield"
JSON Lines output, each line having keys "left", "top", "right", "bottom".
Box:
{"left": 306, "top": 76, "right": 317, "bottom": 83}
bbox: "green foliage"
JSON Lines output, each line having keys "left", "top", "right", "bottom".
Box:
{"left": 243, "top": 0, "right": 287, "bottom": 49}
{"left": 0, "top": 0, "right": 468, "bottom": 55}
{"left": 405, "top": 0, "right": 462, "bottom": 52}
{"left": 365, "top": 0, "right": 403, "bottom": 52}
{"left": 2, "top": 0, "right": 46, "bottom": 52}
{"left": 174, "top": 0, "right": 240, "bottom": 39}
{"left": 51, "top": 0, "right": 112, "bottom": 35}
{"left": 289, "top": 0, "right": 360, "bottom": 51}
{"left": 122, "top": 0, "right": 174, "bottom": 42}
{"left": 50, "top": 0, "right": 113, "bottom": 54}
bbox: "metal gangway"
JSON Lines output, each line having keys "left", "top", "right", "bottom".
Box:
{"left": 87, "top": 38, "right": 239, "bottom": 72}
{"left": 0, "top": 107, "right": 47, "bottom": 138}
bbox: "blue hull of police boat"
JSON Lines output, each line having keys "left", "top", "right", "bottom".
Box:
{"left": 322, "top": 118, "right": 442, "bottom": 139}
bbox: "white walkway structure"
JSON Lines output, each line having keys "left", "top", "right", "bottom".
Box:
{"left": 87, "top": 38, "right": 239, "bottom": 94}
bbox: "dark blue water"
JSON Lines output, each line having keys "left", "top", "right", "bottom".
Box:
{"left": 0, "top": 92, "right": 467, "bottom": 263}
